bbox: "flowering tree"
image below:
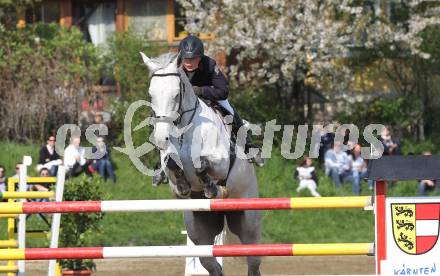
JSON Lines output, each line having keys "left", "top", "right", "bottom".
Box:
{"left": 365, "top": 1, "right": 440, "bottom": 59}
{"left": 362, "top": 1, "right": 440, "bottom": 140}
{"left": 177, "top": 0, "right": 439, "bottom": 125}
{"left": 177, "top": 0, "right": 370, "bottom": 123}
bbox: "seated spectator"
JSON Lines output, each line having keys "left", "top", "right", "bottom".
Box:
{"left": 64, "top": 136, "right": 87, "bottom": 178}
{"left": 0, "top": 165, "right": 6, "bottom": 193}
{"left": 11, "top": 163, "right": 32, "bottom": 190}
{"left": 380, "top": 126, "right": 401, "bottom": 155}
{"left": 36, "top": 168, "right": 50, "bottom": 191}
{"left": 349, "top": 144, "right": 368, "bottom": 195}
{"left": 294, "top": 156, "right": 320, "bottom": 197}
{"left": 92, "top": 137, "right": 116, "bottom": 183}
{"left": 318, "top": 126, "right": 335, "bottom": 166}
{"left": 325, "top": 141, "right": 354, "bottom": 189}
{"left": 418, "top": 151, "right": 440, "bottom": 195}
{"left": 419, "top": 179, "right": 438, "bottom": 196}
{"left": 37, "top": 135, "right": 62, "bottom": 176}
{"left": 93, "top": 113, "right": 110, "bottom": 138}
{"left": 11, "top": 163, "right": 21, "bottom": 179}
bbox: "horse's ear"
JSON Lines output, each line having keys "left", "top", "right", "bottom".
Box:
{"left": 140, "top": 52, "right": 160, "bottom": 72}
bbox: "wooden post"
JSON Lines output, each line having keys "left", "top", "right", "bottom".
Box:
{"left": 214, "top": 52, "right": 226, "bottom": 68}
{"left": 59, "top": 0, "right": 72, "bottom": 27}
{"left": 16, "top": 6, "right": 26, "bottom": 29}
{"left": 166, "top": 0, "right": 175, "bottom": 43}
{"left": 116, "top": 0, "right": 126, "bottom": 32}
{"left": 375, "top": 180, "right": 387, "bottom": 275}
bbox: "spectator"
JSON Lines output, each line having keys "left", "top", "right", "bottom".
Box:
{"left": 37, "top": 135, "right": 62, "bottom": 176}
{"left": 11, "top": 163, "right": 50, "bottom": 192}
{"left": 294, "top": 156, "right": 320, "bottom": 197}
{"left": 0, "top": 165, "right": 7, "bottom": 193}
{"left": 32, "top": 168, "right": 50, "bottom": 192}
{"left": 325, "top": 141, "right": 354, "bottom": 189}
{"left": 93, "top": 113, "right": 111, "bottom": 140}
{"left": 349, "top": 144, "right": 368, "bottom": 195}
{"left": 92, "top": 136, "right": 116, "bottom": 183}
{"left": 11, "top": 163, "right": 21, "bottom": 179}
{"left": 64, "top": 136, "right": 87, "bottom": 178}
{"left": 318, "top": 126, "right": 335, "bottom": 165}
{"left": 11, "top": 163, "right": 32, "bottom": 190}
{"left": 418, "top": 151, "right": 440, "bottom": 195}
{"left": 380, "top": 126, "right": 401, "bottom": 156}
{"left": 39, "top": 168, "right": 50, "bottom": 177}
{"left": 94, "top": 113, "right": 104, "bottom": 124}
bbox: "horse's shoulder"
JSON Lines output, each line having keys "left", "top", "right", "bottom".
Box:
{"left": 195, "top": 100, "right": 230, "bottom": 138}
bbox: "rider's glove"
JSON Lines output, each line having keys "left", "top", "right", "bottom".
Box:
{"left": 192, "top": 86, "right": 203, "bottom": 96}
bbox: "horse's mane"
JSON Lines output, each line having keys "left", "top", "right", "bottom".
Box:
{"left": 178, "top": 67, "right": 193, "bottom": 93}
{"left": 149, "top": 52, "right": 194, "bottom": 96}
{"left": 149, "top": 52, "right": 178, "bottom": 74}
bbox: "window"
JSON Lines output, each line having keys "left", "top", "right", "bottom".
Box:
{"left": 171, "top": 0, "right": 212, "bottom": 41}
{"left": 174, "top": 1, "right": 186, "bottom": 38}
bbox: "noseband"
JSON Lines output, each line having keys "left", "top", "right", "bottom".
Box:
{"left": 151, "top": 72, "right": 199, "bottom": 126}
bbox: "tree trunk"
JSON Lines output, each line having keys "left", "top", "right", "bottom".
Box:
{"left": 293, "top": 80, "right": 305, "bottom": 125}
{"left": 306, "top": 86, "right": 313, "bottom": 126}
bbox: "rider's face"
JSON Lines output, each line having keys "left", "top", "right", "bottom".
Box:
{"left": 182, "top": 57, "right": 201, "bottom": 72}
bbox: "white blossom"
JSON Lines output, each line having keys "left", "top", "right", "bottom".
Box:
{"left": 178, "top": 0, "right": 439, "bottom": 92}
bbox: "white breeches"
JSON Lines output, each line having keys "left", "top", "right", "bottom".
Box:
{"left": 217, "top": 100, "right": 234, "bottom": 115}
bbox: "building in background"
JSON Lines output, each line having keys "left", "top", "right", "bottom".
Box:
{"left": 16, "top": 0, "right": 212, "bottom": 46}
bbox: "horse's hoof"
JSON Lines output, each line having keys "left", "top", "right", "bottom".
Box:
{"left": 217, "top": 186, "right": 228, "bottom": 198}
{"left": 204, "top": 185, "right": 218, "bottom": 199}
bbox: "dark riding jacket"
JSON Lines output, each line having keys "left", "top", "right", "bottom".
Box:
{"left": 184, "top": 55, "right": 229, "bottom": 101}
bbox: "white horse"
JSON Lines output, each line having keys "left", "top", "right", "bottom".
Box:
{"left": 141, "top": 52, "right": 262, "bottom": 276}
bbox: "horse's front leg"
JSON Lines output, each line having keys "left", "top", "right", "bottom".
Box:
{"left": 195, "top": 157, "right": 228, "bottom": 199}
{"left": 195, "top": 157, "right": 217, "bottom": 198}
{"left": 165, "top": 154, "right": 191, "bottom": 198}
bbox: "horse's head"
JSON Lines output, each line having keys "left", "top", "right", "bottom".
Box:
{"left": 141, "top": 52, "right": 180, "bottom": 150}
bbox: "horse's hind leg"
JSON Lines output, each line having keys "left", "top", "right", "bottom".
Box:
{"left": 184, "top": 211, "right": 225, "bottom": 276}
{"left": 226, "top": 210, "right": 262, "bottom": 276}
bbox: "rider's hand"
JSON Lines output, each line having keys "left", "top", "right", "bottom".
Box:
{"left": 192, "top": 86, "right": 203, "bottom": 96}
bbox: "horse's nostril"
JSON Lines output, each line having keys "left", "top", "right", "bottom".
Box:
{"left": 165, "top": 137, "right": 169, "bottom": 141}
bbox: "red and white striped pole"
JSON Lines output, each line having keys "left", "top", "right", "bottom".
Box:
{"left": 0, "top": 243, "right": 374, "bottom": 260}
{"left": 0, "top": 196, "right": 372, "bottom": 214}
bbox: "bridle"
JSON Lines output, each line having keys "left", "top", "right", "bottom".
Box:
{"left": 151, "top": 72, "right": 199, "bottom": 127}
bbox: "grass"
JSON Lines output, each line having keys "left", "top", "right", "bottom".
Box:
{"left": 0, "top": 141, "right": 433, "bottom": 247}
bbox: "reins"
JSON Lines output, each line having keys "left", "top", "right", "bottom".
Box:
{"left": 151, "top": 72, "right": 199, "bottom": 126}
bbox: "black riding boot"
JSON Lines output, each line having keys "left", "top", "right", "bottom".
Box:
{"left": 232, "top": 110, "right": 265, "bottom": 167}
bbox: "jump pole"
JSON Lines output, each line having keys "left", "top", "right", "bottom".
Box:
{"left": 17, "top": 162, "right": 28, "bottom": 276}
{"left": 0, "top": 192, "right": 54, "bottom": 200}
{"left": 0, "top": 265, "right": 18, "bottom": 273}
{"left": 0, "top": 196, "right": 372, "bottom": 214}
{"left": 48, "top": 165, "right": 65, "bottom": 276}
{"left": 0, "top": 243, "right": 374, "bottom": 260}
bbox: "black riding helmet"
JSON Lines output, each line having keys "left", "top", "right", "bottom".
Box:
{"left": 179, "top": 35, "right": 204, "bottom": 59}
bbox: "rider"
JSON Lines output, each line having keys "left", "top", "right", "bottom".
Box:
{"left": 152, "top": 35, "right": 264, "bottom": 186}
